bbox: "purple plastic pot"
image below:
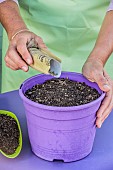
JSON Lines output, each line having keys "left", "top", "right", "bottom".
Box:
{"left": 19, "top": 72, "right": 105, "bottom": 162}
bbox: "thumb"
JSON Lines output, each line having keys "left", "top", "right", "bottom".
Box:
{"left": 94, "top": 73, "right": 110, "bottom": 92}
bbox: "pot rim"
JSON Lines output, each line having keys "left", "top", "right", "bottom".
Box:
{"left": 19, "top": 72, "right": 105, "bottom": 111}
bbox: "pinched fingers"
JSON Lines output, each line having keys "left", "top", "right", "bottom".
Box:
{"left": 16, "top": 38, "right": 33, "bottom": 65}
{"left": 5, "top": 31, "right": 47, "bottom": 72}
{"left": 16, "top": 35, "right": 47, "bottom": 65}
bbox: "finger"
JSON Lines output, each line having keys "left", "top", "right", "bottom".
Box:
{"left": 100, "top": 97, "right": 113, "bottom": 121}
{"left": 101, "top": 114, "right": 109, "bottom": 124}
{"left": 96, "top": 106, "right": 112, "bottom": 128}
{"left": 16, "top": 39, "right": 33, "bottom": 65}
{"left": 93, "top": 71, "right": 110, "bottom": 92}
{"left": 34, "top": 36, "right": 47, "bottom": 49}
{"left": 5, "top": 56, "right": 19, "bottom": 70}
{"left": 97, "top": 90, "right": 112, "bottom": 118}
{"left": 96, "top": 92, "right": 113, "bottom": 127}
{"left": 96, "top": 117, "right": 102, "bottom": 128}
{"left": 6, "top": 47, "right": 29, "bottom": 72}
{"left": 5, "top": 62, "right": 18, "bottom": 71}
{"left": 96, "top": 114, "right": 109, "bottom": 128}
{"left": 97, "top": 71, "right": 113, "bottom": 118}
{"left": 96, "top": 113, "right": 109, "bottom": 128}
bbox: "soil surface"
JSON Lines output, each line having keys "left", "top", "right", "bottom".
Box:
{"left": 0, "top": 114, "right": 20, "bottom": 155}
{"left": 25, "top": 78, "right": 100, "bottom": 107}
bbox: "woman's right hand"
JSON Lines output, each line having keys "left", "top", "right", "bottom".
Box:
{"left": 5, "top": 30, "right": 47, "bottom": 72}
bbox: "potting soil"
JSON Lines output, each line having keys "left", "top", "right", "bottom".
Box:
{"left": 25, "top": 78, "right": 100, "bottom": 107}
{"left": 0, "top": 114, "right": 20, "bottom": 155}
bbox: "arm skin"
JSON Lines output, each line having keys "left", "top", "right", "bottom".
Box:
{"left": 88, "top": 11, "right": 113, "bottom": 65}
{"left": 0, "top": 0, "right": 27, "bottom": 40}
{"left": 0, "top": 0, "right": 47, "bottom": 72}
{"left": 82, "top": 11, "right": 113, "bottom": 128}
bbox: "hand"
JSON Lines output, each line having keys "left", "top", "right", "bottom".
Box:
{"left": 5, "top": 30, "right": 47, "bottom": 72}
{"left": 82, "top": 58, "right": 113, "bottom": 128}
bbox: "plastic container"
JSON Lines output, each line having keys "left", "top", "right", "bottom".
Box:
{"left": 19, "top": 72, "right": 105, "bottom": 162}
{"left": 0, "top": 110, "right": 22, "bottom": 158}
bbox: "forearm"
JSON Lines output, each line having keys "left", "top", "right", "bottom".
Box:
{"left": 88, "top": 11, "right": 113, "bottom": 66}
{"left": 0, "top": 0, "right": 27, "bottom": 40}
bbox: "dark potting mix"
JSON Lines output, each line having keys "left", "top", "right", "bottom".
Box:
{"left": 25, "top": 78, "right": 100, "bottom": 107}
{"left": 0, "top": 114, "right": 20, "bottom": 155}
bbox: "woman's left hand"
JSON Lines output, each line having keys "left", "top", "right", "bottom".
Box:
{"left": 82, "top": 58, "right": 113, "bottom": 128}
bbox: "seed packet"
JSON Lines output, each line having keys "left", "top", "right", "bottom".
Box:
{"left": 27, "top": 39, "right": 62, "bottom": 77}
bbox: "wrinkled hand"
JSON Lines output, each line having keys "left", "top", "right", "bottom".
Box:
{"left": 82, "top": 58, "right": 113, "bottom": 128}
{"left": 5, "top": 31, "right": 47, "bottom": 72}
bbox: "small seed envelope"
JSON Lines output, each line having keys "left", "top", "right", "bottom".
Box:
{"left": 27, "top": 39, "right": 62, "bottom": 77}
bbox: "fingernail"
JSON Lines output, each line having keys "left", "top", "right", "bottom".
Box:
{"left": 22, "top": 66, "right": 28, "bottom": 71}
{"left": 103, "top": 84, "right": 110, "bottom": 90}
{"left": 27, "top": 58, "right": 32, "bottom": 65}
{"left": 99, "top": 123, "right": 102, "bottom": 128}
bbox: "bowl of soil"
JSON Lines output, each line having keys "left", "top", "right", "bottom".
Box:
{"left": 0, "top": 110, "right": 22, "bottom": 158}
{"left": 19, "top": 72, "right": 105, "bottom": 162}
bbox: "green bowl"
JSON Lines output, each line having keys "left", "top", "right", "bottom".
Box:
{"left": 0, "top": 110, "right": 22, "bottom": 158}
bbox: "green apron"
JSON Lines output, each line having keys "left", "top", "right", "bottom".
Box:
{"left": 2, "top": 0, "right": 112, "bottom": 93}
